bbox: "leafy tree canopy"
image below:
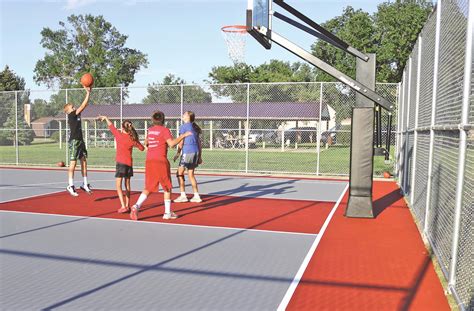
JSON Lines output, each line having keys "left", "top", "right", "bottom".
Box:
{"left": 34, "top": 14, "right": 148, "bottom": 88}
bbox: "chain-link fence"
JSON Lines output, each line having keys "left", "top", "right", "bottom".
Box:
{"left": 396, "top": 1, "right": 473, "bottom": 309}
{"left": 0, "top": 81, "right": 398, "bottom": 176}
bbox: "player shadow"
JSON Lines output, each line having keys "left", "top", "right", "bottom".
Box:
{"left": 139, "top": 180, "right": 297, "bottom": 221}
{"left": 207, "top": 180, "right": 298, "bottom": 198}
{"left": 2, "top": 247, "right": 434, "bottom": 311}
{"left": 37, "top": 200, "right": 318, "bottom": 310}
{"left": 13, "top": 197, "right": 437, "bottom": 311}
{"left": 372, "top": 188, "right": 405, "bottom": 217}
{"left": 0, "top": 208, "right": 132, "bottom": 239}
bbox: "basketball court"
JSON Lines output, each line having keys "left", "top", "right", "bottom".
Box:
{"left": 0, "top": 167, "right": 449, "bottom": 310}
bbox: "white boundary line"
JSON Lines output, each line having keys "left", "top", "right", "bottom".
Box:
{"left": 276, "top": 183, "right": 349, "bottom": 311}
{"left": 0, "top": 179, "right": 119, "bottom": 189}
{"left": 0, "top": 190, "right": 65, "bottom": 204}
{"left": 0, "top": 210, "right": 319, "bottom": 237}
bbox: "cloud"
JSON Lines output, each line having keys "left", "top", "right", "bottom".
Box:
{"left": 64, "top": 0, "right": 97, "bottom": 10}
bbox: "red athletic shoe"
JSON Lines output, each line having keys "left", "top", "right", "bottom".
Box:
{"left": 130, "top": 205, "right": 139, "bottom": 221}
{"left": 117, "top": 207, "right": 130, "bottom": 214}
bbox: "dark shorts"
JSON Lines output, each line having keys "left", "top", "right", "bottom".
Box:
{"left": 179, "top": 152, "right": 200, "bottom": 169}
{"left": 69, "top": 139, "right": 87, "bottom": 161}
{"left": 115, "top": 163, "right": 133, "bottom": 178}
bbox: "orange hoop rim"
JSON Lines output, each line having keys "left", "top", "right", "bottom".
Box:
{"left": 221, "top": 25, "right": 247, "bottom": 33}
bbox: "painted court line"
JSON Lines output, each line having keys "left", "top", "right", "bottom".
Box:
{"left": 0, "top": 179, "right": 121, "bottom": 189}
{"left": 0, "top": 190, "right": 65, "bottom": 204}
{"left": 276, "top": 183, "right": 349, "bottom": 311}
{"left": 0, "top": 210, "right": 319, "bottom": 237}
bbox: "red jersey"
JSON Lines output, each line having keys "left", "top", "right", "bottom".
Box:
{"left": 146, "top": 125, "right": 173, "bottom": 160}
{"left": 109, "top": 124, "right": 144, "bottom": 166}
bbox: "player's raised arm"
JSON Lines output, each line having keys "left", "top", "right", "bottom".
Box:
{"left": 166, "top": 131, "right": 192, "bottom": 148}
{"left": 76, "top": 86, "right": 92, "bottom": 115}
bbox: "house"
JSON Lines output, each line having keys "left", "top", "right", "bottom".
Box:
{"left": 31, "top": 117, "right": 59, "bottom": 137}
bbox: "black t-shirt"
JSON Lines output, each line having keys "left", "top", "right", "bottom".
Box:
{"left": 68, "top": 110, "right": 83, "bottom": 141}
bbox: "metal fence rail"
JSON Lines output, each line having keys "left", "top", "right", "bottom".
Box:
{"left": 0, "top": 81, "right": 398, "bottom": 177}
{"left": 397, "top": 1, "right": 473, "bottom": 309}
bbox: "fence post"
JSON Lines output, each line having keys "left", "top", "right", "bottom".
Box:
{"left": 59, "top": 121, "right": 62, "bottom": 149}
{"left": 84, "top": 121, "right": 89, "bottom": 149}
{"left": 180, "top": 84, "right": 184, "bottom": 117}
{"left": 65, "top": 89, "right": 69, "bottom": 166}
{"left": 448, "top": 0, "right": 473, "bottom": 291}
{"left": 209, "top": 121, "right": 213, "bottom": 150}
{"left": 316, "top": 82, "right": 323, "bottom": 175}
{"left": 15, "top": 91, "right": 19, "bottom": 165}
{"left": 120, "top": 85, "right": 123, "bottom": 126}
{"left": 410, "top": 37, "right": 423, "bottom": 206}
{"left": 402, "top": 57, "right": 413, "bottom": 194}
{"left": 397, "top": 74, "right": 406, "bottom": 183}
{"left": 395, "top": 82, "right": 401, "bottom": 175}
{"left": 245, "top": 83, "right": 250, "bottom": 173}
{"left": 281, "top": 129, "right": 285, "bottom": 152}
{"left": 423, "top": 1, "right": 442, "bottom": 234}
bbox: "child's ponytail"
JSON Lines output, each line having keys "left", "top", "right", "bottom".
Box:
{"left": 122, "top": 120, "right": 139, "bottom": 143}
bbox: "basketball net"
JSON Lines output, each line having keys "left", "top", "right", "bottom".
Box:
{"left": 221, "top": 25, "right": 247, "bottom": 64}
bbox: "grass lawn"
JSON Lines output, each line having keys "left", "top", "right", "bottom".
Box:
{"left": 0, "top": 141, "right": 395, "bottom": 177}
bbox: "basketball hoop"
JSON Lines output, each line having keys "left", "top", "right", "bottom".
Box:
{"left": 221, "top": 25, "right": 247, "bottom": 64}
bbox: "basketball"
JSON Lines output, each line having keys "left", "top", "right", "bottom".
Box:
{"left": 57, "top": 161, "right": 65, "bottom": 167}
{"left": 383, "top": 171, "right": 392, "bottom": 178}
{"left": 80, "top": 73, "right": 94, "bottom": 87}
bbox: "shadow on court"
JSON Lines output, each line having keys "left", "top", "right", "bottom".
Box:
{"left": 373, "top": 188, "right": 406, "bottom": 217}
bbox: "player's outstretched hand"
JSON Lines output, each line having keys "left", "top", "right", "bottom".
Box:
{"left": 83, "top": 85, "right": 92, "bottom": 93}
{"left": 184, "top": 131, "right": 193, "bottom": 137}
{"left": 97, "top": 115, "right": 108, "bottom": 122}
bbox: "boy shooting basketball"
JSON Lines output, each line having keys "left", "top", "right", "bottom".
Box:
{"left": 63, "top": 85, "right": 92, "bottom": 196}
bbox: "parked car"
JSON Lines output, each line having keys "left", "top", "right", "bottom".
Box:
{"left": 284, "top": 127, "right": 337, "bottom": 145}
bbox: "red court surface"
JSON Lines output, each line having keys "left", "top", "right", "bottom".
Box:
{"left": 0, "top": 191, "right": 333, "bottom": 234}
{"left": 287, "top": 181, "right": 451, "bottom": 310}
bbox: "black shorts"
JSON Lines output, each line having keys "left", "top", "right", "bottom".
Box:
{"left": 178, "top": 152, "right": 200, "bottom": 169}
{"left": 69, "top": 139, "right": 87, "bottom": 161}
{"left": 115, "top": 163, "right": 134, "bottom": 178}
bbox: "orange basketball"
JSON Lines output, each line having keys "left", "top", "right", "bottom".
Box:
{"left": 80, "top": 73, "right": 94, "bottom": 87}
{"left": 383, "top": 171, "right": 392, "bottom": 178}
{"left": 57, "top": 161, "right": 65, "bottom": 167}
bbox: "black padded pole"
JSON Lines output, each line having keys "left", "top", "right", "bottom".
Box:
{"left": 345, "top": 54, "right": 376, "bottom": 218}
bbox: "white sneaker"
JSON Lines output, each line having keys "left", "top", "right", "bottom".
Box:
{"left": 80, "top": 184, "right": 93, "bottom": 195}
{"left": 163, "top": 212, "right": 178, "bottom": 220}
{"left": 190, "top": 195, "right": 202, "bottom": 203}
{"left": 66, "top": 185, "right": 79, "bottom": 197}
{"left": 173, "top": 195, "right": 188, "bottom": 203}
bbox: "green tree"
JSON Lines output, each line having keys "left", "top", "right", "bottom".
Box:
{"left": 311, "top": 1, "right": 432, "bottom": 83}
{"left": 0, "top": 91, "right": 35, "bottom": 146}
{"left": 142, "top": 74, "right": 212, "bottom": 104}
{"left": 34, "top": 14, "right": 148, "bottom": 89}
{"left": 0, "top": 66, "right": 34, "bottom": 145}
{"left": 209, "top": 60, "right": 318, "bottom": 102}
{"left": 373, "top": 1, "right": 433, "bottom": 82}
{"left": 311, "top": 7, "right": 375, "bottom": 82}
{"left": 31, "top": 99, "right": 58, "bottom": 120}
{"left": 0, "top": 66, "right": 26, "bottom": 126}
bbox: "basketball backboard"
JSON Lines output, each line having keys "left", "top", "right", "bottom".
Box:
{"left": 246, "top": 0, "right": 272, "bottom": 49}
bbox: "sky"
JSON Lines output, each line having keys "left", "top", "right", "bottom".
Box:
{"left": 1, "top": 0, "right": 383, "bottom": 90}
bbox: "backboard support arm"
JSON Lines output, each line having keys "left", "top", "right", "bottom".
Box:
{"left": 273, "top": 0, "right": 369, "bottom": 62}
{"left": 257, "top": 27, "right": 394, "bottom": 111}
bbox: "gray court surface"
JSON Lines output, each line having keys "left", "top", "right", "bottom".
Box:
{"left": 0, "top": 211, "right": 316, "bottom": 310}
{"left": 0, "top": 168, "right": 347, "bottom": 203}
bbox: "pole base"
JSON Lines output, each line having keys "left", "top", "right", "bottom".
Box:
{"left": 345, "top": 195, "right": 374, "bottom": 218}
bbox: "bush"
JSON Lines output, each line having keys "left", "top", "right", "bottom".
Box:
{"left": 51, "top": 131, "right": 60, "bottom": 143}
